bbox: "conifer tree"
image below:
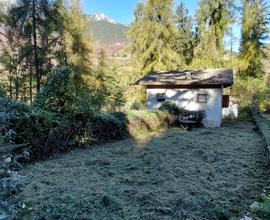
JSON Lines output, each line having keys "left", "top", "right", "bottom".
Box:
{"left": 128, "top": 0, "right": 180, "bottom": 74}
{"left": 171, "top": 2, "right": 198, "bottom": 65}
{"left": 193, "top": 0, "right": 235, "bottom": 67}
{"left": 239, "top": 0, "right": 269, "bottom": 77}
{"left": 9, "top": 0, "right": 61, "bottom": 93}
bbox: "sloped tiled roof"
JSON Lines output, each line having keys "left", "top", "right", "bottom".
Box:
{"left": 134, "top": 68, "right": 234, "bottom": 88}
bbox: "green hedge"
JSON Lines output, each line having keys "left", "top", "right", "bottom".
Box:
{"left": 0, "top": 98, "right": 175, "bottom": 161}
{"left": 126, "top": 110, "right": 175, "bottom": 135}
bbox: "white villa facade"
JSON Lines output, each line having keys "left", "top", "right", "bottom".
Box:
{"left": 134, "top": 68, "right": 234, "bottom": 127}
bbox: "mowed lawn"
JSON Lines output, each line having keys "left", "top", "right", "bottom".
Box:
{"left": 18, "top": 122, "right": 270, "bottom": 220}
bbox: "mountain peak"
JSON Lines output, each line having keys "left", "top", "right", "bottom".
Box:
{"left": 91, "top": 12, "right": 118, "bottom": 24}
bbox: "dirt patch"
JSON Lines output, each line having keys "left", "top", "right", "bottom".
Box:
{"left": 17, "top": 122, "right": 270, "bottom": 219}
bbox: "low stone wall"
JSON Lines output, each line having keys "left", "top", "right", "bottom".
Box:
{"left": 251, "top": 108, "right": 270, "bottom": 159}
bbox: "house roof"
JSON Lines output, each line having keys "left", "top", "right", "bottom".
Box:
{"left": 134, "top": 68, "right": 234, "bottom": 88}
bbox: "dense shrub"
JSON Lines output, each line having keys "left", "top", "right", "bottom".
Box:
{"left": 90, "top": 113, "right": 128, "bottom": 143}
{"left": 0, "top": 98, "right": 58, "bottom": 160}
{"left": 255, "top": 196, "right": 270, "bottom": 219}
{"left": 158, "top": 102, "right": 205, "bottom": 127}
{"left": 1, "top": 93, "right": 176, "bottom": 161}
{"left": 159, "top": 101, "right": 181, "bottom": 115}
{"left": 231, "top": 77, "right": 270, "bottom": 111}
{"left": 238, "top": 106, "right": 252, "bottom": 121}
{"left": 0, "top": 85, "right": 6, "bottom": 98}
{"left": 130, "top": 101, "right": 146, "bottom": 110}
{"left": 177, "top": 110, "right": 206, "bottom": 127}
{"left": 126, "top": 110, "right": 175, "bottom": 135}
{"left": 34, "top": 67, "right": 77, "bottom": 114}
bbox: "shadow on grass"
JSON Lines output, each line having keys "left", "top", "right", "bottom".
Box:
{"left": 16, "top": 121, "right": 270, "bottom": 220}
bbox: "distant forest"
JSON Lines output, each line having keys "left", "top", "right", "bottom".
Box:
{"left": 0, "top": 0, "right": 269, "bottom": 110}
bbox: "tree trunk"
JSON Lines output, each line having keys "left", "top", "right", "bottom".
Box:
{"left": 32, "top": 0, "right": 40, "bottom": 94}
{"left": 29, "top": 58, "right": 33, "bottom": 104}
{"left": 9, "top": 71, "right": 12, "bottom": 99}
{"left": 15, "top": 68, "right": 19, "bottom": 100}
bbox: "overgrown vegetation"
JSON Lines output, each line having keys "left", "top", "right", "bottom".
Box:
{"left": 0, "top": 80, "right": 176, "bottom": 161}
{"left": 16, "top": 122, "right": 270, "bottom": 219}
{"left": 0, "top": 0, "right": 269, "bottom": 219}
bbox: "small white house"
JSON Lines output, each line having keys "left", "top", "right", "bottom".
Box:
{"left": 134, "top": 68, "right": 234, "bottom": 127}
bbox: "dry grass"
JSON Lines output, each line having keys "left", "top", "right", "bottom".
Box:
{"left": 17, "top": 122, "right": 270, "bottom": 219}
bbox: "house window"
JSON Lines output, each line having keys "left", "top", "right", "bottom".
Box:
{"left": 197, "top": 94, "right": 208, "bottom": 103}
{"left": 157, "top": 93, "right": 166, "bottom": 102}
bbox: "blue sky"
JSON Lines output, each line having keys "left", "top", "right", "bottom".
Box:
{"left": 82, "top": 0, "right": 199, "bottom": 24}
{"left": 82, "top": 0, "right": 242, "bottom": 51}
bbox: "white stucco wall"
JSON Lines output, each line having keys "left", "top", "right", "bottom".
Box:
{"left": 146, "top": 88, "right": 223, "bottom": 127}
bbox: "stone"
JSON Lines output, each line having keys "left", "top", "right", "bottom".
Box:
{"left": 0, "top": 210, "right": 8, "bottom": 220}
{"left": 240, "top": 216, "right": 252, "bottom": 220}
{"left": 203, "top": 150, "right": 217, "bottom": 163}
{"left": 250, "top": 201, "right": 260, "bottom": 209}
{"left": 0, "top": 170, "right": 5, "bottom": 177}
{"left": 102, "top": 195, "right": 110, "bottom": 207}
{"left": 4, "top": 157, "right": 11, "bottom": 163}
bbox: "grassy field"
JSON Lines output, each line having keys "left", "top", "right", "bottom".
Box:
{"left": 17, "top": 122, "right": 270, "bottom": 219}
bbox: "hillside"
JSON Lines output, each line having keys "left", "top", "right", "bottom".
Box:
{"left": 86, "top": 13, "right": 128, "bottom": 44}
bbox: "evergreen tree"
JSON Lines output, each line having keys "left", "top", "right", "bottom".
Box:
{"left": 9, "top": 0, "right": 61, "bottom": 93}
{"left": 54, "top": 0, "right": 93, "bottom": 97}
{"left": 0, "top": 0, "right": 93, "bottom": 102}
{"left": 239, "top": 0, "right": 269, "bottom": 77}
{"left": 171, "top": 2, "right": 198, "bottom": 65}
{"left": 0, "top": 9, "right": 25, "bottom": 100}
{"left": 96, "top": 50, "right": 125, "bottom": 111}
{"left": 55, "top": 0, "right": 92, "bottom": 68}
{"left": 193, "top": 0, "right": 235, "bottom": 67}
{"left": 128, "top": 0, "right": 180, "bottom": 74}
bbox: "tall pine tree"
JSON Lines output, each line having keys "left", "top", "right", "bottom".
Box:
{"left": 193, "top": 0, "right": 235, "bottom": 67}
{"left": 9, "top": 0, "right": 60, "bottom": 94}
{"left": 127, "top": 0, "right": 180, "bottom": 74}
{"left": 171, "top": 2, "right": 198, "bottom": 65}
{"left": 239, "top": 0, "right": 269, "bottom": 77}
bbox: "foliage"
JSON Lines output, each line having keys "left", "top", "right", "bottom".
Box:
{"left": 90, "top": 50, "right": 125, "bottom": 111}
{"left": 0, "top": 0, "right": 93, "bottom": 102}
{"left": 177, "top": 109, "right": 206, "bottom": 127}
{"left": 239, "top": 0, "right": 270, "bottom": 77}
{"left": 159, "top": 102, "right": 205, "bottom": 127}
{"left": 231, "top": 76, "right": 270, "bottom": 110}
{"left": 237, "top": 106, "right": 252, "bottom": 121}
{"left": 159, "top": 101, "right": 181, "bottom": 115}
{"left": 253, "top": 196, "right": 270, "bottom": 219}
{"left": 90, "top": 112, "right": 128, "bottom": 143}
{"left": 34, "top": 67, "right": 77, "bottom": 114}
{"left": 0, "top": 84, "right": 7, "bottom": 98}
{"left": 126, "top": 110, "right": 175, "bottom": 135}
{"left": 130, "top": 101, "right": 146, "bottom": 110}
{"left": 192, "top": 0, "right": 236, "bottom": 68}
{"left": 8, "top": 0, "right": 64, "bottom": 93}
{"left": 127, "top": 0, "right": 181, "bottom": 74}
{"left": 171, "top": 2, "right": 198, "bottom": 65}
{"left": 0, "top": 96, "right": 57, "bottom": 160}
{"left": 56, "top": 0, "right": 93, "bottom": 68}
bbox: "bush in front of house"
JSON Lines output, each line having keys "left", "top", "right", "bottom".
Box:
{"left": 177, "top": 109, "right": 206, "bottom": 127}
{"left": 159, "top": 101, "right": 181, "bottom": 115}
{"left": 126, "top": 110, "right": 175, "bottom": 135}
{"left": 159, "top": 101, "right": 205, "bottom": 127}
{"left": 130, "top": 101, "right": 146, "bottom": 110}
